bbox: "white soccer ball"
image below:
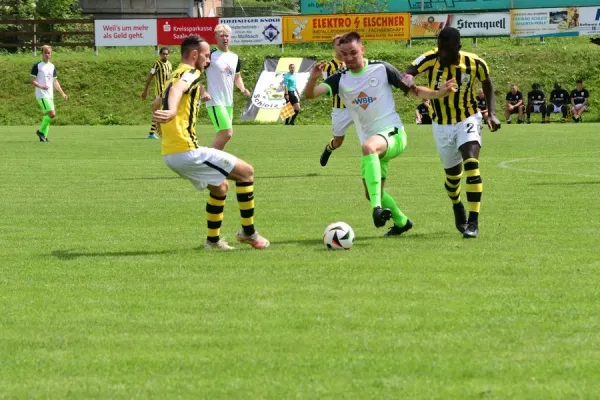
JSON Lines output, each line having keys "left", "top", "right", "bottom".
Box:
{"left": 323, "top": 222, "right": 355, "bottom": 250}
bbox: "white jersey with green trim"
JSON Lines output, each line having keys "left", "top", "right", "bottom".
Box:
{"left": 31, "top": 61, "right": 56, "bottom": 99}
{"left": 323, "top": 61, "right": 410, "bottom": 144}
{"left": 205, "top": 49, "right": 240, "bottom": 108}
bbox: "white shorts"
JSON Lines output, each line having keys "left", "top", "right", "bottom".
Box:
{"left": 163, "top": 147, "right": 238, "bottom": 191}
{"left": 432, "top": 112, "right": 483, "bottom": 169}
{"left": 550, "top": 104, "right": 565, "bottom": 113}
{"left": 531, "top": 104, "right": 543, "bottom": 113}
{"left": 331, "top": 108, "right": 353, "bottom": 137}
{"left": 572, "top": 104, "right": 588, "bottom": 112}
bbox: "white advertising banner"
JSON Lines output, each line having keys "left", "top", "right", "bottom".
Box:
{"left": 448, "top": 13, "right": 510, "bottom": 37}
{"left": 578, "top": 7, "right": 600, "bottom": 35}
{"left": 219, "top": 17, "right": 283, "bottom": 45}
{"left": 95, "top": 19, "right": 157, "bottom": 46}
{"left": 510, "top": 8, "right": 580, "bottom": 38}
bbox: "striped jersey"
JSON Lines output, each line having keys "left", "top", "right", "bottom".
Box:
{"left": 411, "top": 49, "right": 490, "bottom": 125}
{"left": 159, "top": 63, "right": 203, "bottom": 156}
{"left": 150, "top": 59, "right": 172, "bottom": 96}
{"left": 324, "top": 58, "right": 345, "bottom": 108}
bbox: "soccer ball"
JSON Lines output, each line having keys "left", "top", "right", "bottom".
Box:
{"left": 323, "top": 222, "right": 355, "bottom": 250}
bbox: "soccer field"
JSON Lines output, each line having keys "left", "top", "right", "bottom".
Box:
{"left": 2, "top": 123, "right": 600, "bottom": 398}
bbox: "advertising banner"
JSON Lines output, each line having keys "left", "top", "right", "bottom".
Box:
{"left": 578, "top": 7, "right": 600, "bottom": 35}
{"left": 282, "top": 14, "right": 410, "bottom": 43}
{"left": 411, "top": 14, "right": 449, "bottom": 38}
{"left": 219, "top": 17, "right": 283, "bottom": 45}
{"left": 411, "top": 13, "right": 510, "bottom": 38}
{"left": 511, "top": 8, "right": 580, "bottom": 38}
{"left": 94, "top": 19, "right": 157, "bottom": 47}
{"left": 156, "top": 18, "right": 219, "bottom": 45}
{"left": 241, "top": 57, "right": 316, "bottom": 122}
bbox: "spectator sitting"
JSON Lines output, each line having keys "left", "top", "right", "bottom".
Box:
{"left": 571, "top": 79, "right": 589, "bottom": 123}
{"left": 526, "top": 83, "right": 547, "bottom": 124}
{"left": 547, "top": 82, "right": 570, "bottom": 123}
{"left": 505, "top": 84, "right": 524, "bottom": 124}
{"left": 416, "top": 99, "right": 432, "bottom": 125}
{"left": 476, "top": 88, "right": 488, "bottom": 124}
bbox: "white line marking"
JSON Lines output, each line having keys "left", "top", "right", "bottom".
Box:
{"left": 497, "top": 152, "right": 600, "bottom": 178}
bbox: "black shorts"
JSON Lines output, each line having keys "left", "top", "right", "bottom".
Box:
{"left": 508, "top": 104, "right": 521, "bottom": 114}
{"left": 287, "top": 92, "right": 299, "bottom": 105}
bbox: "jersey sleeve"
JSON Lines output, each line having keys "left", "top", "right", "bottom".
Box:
{"left": 180, "top": 70, "right": 201, "bottom": 93}
{"left": 53, "top": 67, "right": 57, "bottom": 78}
{"left": 505, "top": 92, "right": 511, "bottom": 101}
{"left": 324, "top": 62, "right": 333, "bottom": 79}
{"left": 383, "top": 62, "right": 410, "bottom": 94}
{"left": 323, "top": 73, "right": 341, "bottom": 97}
{"left": 584, "top": 89, "right": 590, "bottom": 98}
{"left": 411, "top": 49, "right": 437, "bottom": 74}
{"left": 150, "top": 61, "right": 158, "bottom": 75}
{"left": 30, "top": 63, "right": 38, "bottom": 77}
{"left": 235, "top": 58, "right": 241, "bottom": 74}
{"left": 475, "top": 57, "right": 490, "bottom": 81}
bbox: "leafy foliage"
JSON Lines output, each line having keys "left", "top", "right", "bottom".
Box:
{"left": 315, "top": 0, "right": 389, "bottom": 13}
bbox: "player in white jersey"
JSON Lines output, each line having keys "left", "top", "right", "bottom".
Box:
{"left": 30, "top": 45, "right": 68, "bottom": 142}
{"left": 305, "top": 32, "right": 457, "bottom": 234}
{"left": 204, "top": 24, "right": 251, "bottom": 150}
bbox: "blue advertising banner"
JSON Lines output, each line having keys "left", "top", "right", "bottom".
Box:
{"left": 301, "top": 0, "right": 600, "bottom": 15}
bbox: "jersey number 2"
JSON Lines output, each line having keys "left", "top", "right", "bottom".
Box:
{"left": 466, "top": 122, "right": 481, "bottom": 136}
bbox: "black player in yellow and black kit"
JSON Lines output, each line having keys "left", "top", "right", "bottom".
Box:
{"left": 152, "top": 35, "right": 269, "bottom": 250}
{"left": 406, "top": 27, "right": 501, "bottom": 239}
{"left": 142, "top": 47, "right": 172, "bottom": 139}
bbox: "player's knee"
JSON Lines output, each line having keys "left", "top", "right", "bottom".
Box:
{"left": 236, "top": 160, "right": 254, "bottom": 182}
{"left": 220, "top": 129, "right": 233, "bottom": 141}
{"left": 211, "top": 181, "right": 229, "bottom": 197}
{"left": 48, "top": 111, "right": 56, "bottom": 118}
{"left": 361, "top": 142, "right": 377, "bottom": 155}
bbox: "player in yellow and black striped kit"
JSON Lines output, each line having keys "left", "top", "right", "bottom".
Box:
{"left": 406, "top": 27, "right": 501, "bottom": 239}
{"left": 319, "top": 34, "right": 355, "bottom": 167}
{"left": 152, "top": 35, "right": 269, "bottom": 250}
{"left": 142, "top": 47, "right": 172, "bottom": 139}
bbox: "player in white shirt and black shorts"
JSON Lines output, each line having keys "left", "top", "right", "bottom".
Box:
{"left": 30, "top": 45, "right": 68, "bottom": 142}
{"left": 205, "top": 24, "right": 252, "bottom": 150}
{"left": 306, "top": 32, "right": 457, "bottom": 235}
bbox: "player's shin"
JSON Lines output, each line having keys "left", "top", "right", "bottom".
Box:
{"left": 39, "top": 115, "right": 52, "bottom": 137}
{"left": 445, "top": 173, "right": 462, "bottom": 204}
{"left": 236, "top": 182, "right": 255, "bottom": 236}
{"left": 464, "top": 158, "right": 482, "bottom": 222}
{"left": 206, "top": 193, "right": 226, "bottom": 243}
{"left": 360, "top": 154, "right": 382, "bottom": 209}
{"left": 381, "top": 192, "right": 408, "bottom": 227}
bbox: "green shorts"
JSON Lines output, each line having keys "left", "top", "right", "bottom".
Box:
{"left": 37, "top": 98, "right": 55, "bottom": 113}
{"left": 207, "top": 105, "right": 233, "bottom": 132}
{"left": 378, "top": 127, "right": 408, "bottom": 178}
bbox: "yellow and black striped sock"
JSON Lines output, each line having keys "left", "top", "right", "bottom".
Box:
{"left": 206, "top": 193, "right": 226, "bottom": 243}
{"left": 236, "top": 182, "right": 255, "bottom": 236}
{"left": 464, "top": 158, "right": 483, "bottom": 222}
{"left": 445, "top": 173, "right": 462, "bottom": 204}
{"left": 149, "top": 122, "right": 157, "bottom": 134}
{"left": 326, "top": 138, "right": 336, "bottom": 152}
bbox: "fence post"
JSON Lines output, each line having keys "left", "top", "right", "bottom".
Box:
{"left": 94, "top": 46, "right": 99, "bottom": 56}
{"left": 540, "top": 36, "right": 545, "bottom": 44}
{"left": 280, "top": 43, "right": 284, "bottom": 53}
{"left": 472, "top": 37, "right": 477, "bottom": 48}
{"left": 406, "top": 39, "right": 412, "bottom": 48}
{"left": 32, "top": 22, "right": 37, "bottom": 57}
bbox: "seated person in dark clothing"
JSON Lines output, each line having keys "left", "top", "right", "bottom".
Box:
{"left": 547, "top": 82, "right": 570, "bottom": 123}
{"left": 571, "top": 79, "right": 589, "bottom": 123}
{"left": 476, "top": 88, "right": 488, "bottom": 124}
{"left": 505, "top": 84, "right": 524, "bottom": 124}
{"left": 416, "top": 99, "right": 432, "bottom": 125}
{"left": 526, "top": 83, "right": 547, "bottom": 124}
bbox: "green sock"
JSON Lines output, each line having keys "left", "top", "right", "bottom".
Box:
{"left": 361, "top": 153, "right": 382, "bottom": 209}
{"left": 381, "top": 192, "right": 408, "bottom": 227}
{"left": 39, "top": 115, "right": 52, "bottom": 136}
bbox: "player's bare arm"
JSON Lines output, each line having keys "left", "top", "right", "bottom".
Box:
{"left": 482, "top": 77, "right": 501, "bottom": 132}
{"left": 305, "top": 61, "right": 329, "bottom": 99}
{"left": 30, "top": 77, "right": 48, "bottom": 90}
{"left": 141, "top": 71, "right": 154, "bottom": 100}
{"left": 153, "top": 78, "right": 191, "bottom": 123}
{"left": 200, "top": 84, "right": 211, "bottom": 102}
{"left": 54, "top": 79, "right": 68, "bottom": 100}
{"left": 234, "top": 73, "right": 251, "bottom": 97}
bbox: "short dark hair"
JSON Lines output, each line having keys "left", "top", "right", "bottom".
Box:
{"left": 576, "top": 78, "right": 583, "bottom": 84}
{"left": 159, "top": 46, "right": 169, "bottom": 55}
{"left": 181, "top": 35, "right": 205, "bottom": 56}
{"left": 438, "top": 27, "right": 461, "bottom": 47}
{"left": 332, "top": 34, "right": 343, "bottom": 45}
{"left": 339, "top": 32, "right": 361, "bottom": 45}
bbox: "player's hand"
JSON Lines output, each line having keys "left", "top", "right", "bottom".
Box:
{"left": 201, "top": 92, "right": 211, "bottom": 102}
{"left": 439, "top": 78, "right": 458, "bottom": 95}
{"left": 401, "top": 74, "right": 415, "bottom": 89}
{"left": 240, "top": 88, "right": 251, "bottom": 97}
{"left": 310, "top": 61, "right": 326, "bottom": 79}
{"left": 62, "top": 93, "right": 68, "bottom": 101}
{"left": 487, "top": 114, "right": 501, "bottom": 132}
{"left": 141, "top": 90, "right": 148, "bottom": 100}
{"left": 39, "top": 85, "right": 49, "bottom": 90}
{"left": 590, "top": 37, "right": 600, "bottom": 46}
{"left": 153, "top": 109, "right": 176, "bottom": 124}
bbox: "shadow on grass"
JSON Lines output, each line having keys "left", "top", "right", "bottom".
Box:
{"left": 274, "top": 231, "right": 452, "bottom": 246}
{"left": 51, "top": 247, "right": 201, "bottom": 260}
{"left": 117, "top": 173, "right": 357, "bottom": 181}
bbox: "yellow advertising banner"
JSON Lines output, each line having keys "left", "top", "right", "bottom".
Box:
{"left": 282, "top": 14, "right": 410, "bottom": 43}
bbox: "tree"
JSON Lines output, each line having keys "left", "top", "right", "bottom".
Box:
{"left": 0, "top": 0, "right": 80, "bottom": 19}
{"left": 315, "top": 0, "right": 389, "bottom": 14}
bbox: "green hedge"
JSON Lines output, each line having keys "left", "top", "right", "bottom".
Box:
{"left": 1, "top": 37, "right": 599, "bottom": 125}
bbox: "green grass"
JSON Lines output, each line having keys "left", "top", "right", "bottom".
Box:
{"left": 2, "top": 36, "right": 600, "bottom": 125}
{"left": 1, "top": 122, "right": 600, "bottom": 398}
